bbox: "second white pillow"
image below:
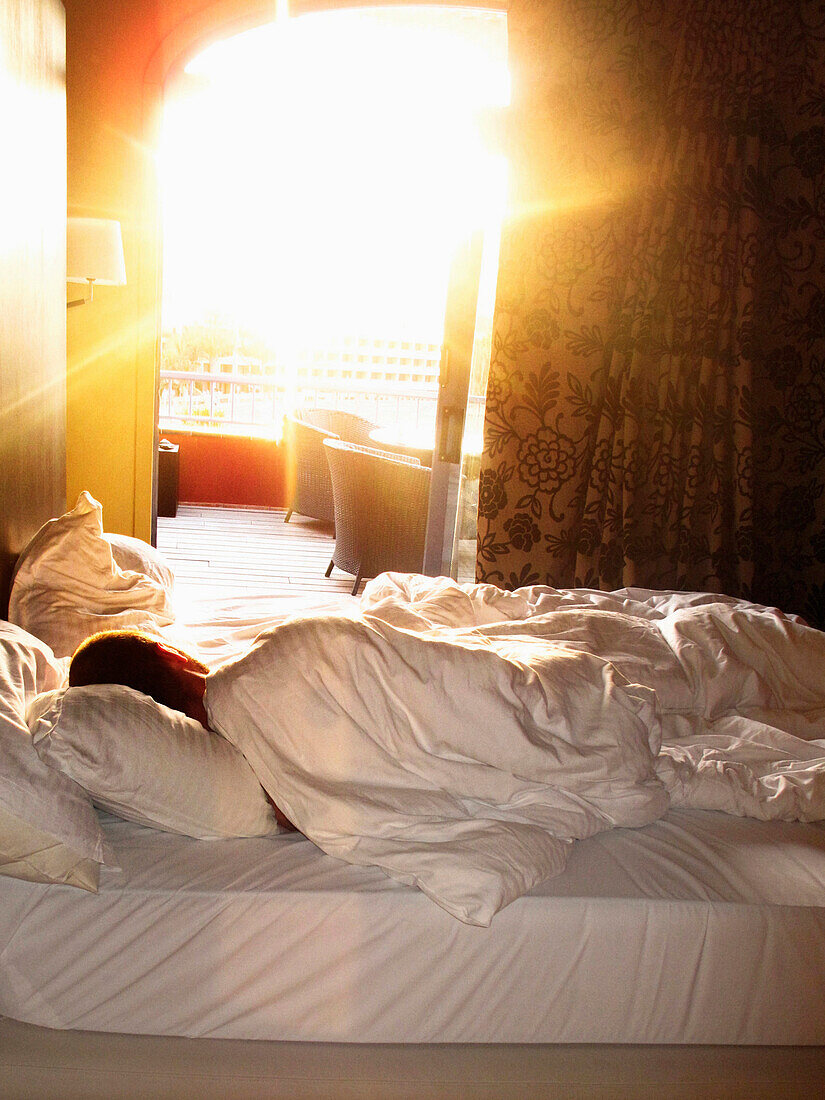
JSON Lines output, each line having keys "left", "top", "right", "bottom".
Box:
{"left": 29, "top": 684, "right": 283, "bottom": 840}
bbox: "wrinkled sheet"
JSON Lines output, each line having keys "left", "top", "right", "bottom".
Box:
{"left": 206, "top": 573, "right": 825, "bottom": 925}
{"left": 5, "top": 809, "right": 825, "bottom": 1042}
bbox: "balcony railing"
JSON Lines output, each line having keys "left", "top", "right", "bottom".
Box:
{"left": 158, "top": 370, "right": 440, "bottom": 435}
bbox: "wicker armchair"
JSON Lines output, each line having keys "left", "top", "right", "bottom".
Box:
{"left": 283, "top": 416, "right": 339, "bottom": 524}
{"left": 283, "top": 409, "right": 379, "bottom": 525}
{"left": 300, "top": 408, "right": 377, "bottom": 448}
{"left": 322, "top": 439, "right": 431, "bottom": 595}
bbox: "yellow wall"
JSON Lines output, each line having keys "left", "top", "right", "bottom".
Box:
{"left": 65, "top": 0, "right": 280, "bottom": 539}
{"left": 67, "top": 0, "right": 157, "bottom": 537}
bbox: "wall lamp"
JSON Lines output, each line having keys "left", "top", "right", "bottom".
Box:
{"left": 67, "top": 217, "right": 127, "bottom": 308}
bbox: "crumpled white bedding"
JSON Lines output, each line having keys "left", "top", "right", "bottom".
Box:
{"left": 9, "top": 492, "right": 176, "bottom": 657}
{"left": 206, "top": 572, "right": 825, "bottom": 925}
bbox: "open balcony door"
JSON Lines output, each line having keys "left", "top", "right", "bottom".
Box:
{"left": 423, "top": 226, "right": 499, "bottom": 583}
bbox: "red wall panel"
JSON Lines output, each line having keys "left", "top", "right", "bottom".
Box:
{"left": 160, "top": 431, "right": 286, "bottom": 509}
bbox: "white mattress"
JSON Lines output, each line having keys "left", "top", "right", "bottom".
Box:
{"left": 3, "top": 808, "right": 825, "bottom": 1044}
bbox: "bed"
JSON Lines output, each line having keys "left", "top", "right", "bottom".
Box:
{"left": 3, "top": 494, "right": 825, "bottom": 1098}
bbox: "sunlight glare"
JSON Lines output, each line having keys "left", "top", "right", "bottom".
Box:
{"left": 160, "top": 6, "right": 510, "bottom": 349}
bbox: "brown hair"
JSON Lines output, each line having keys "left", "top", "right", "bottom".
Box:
{"left": 69, "top": 630, "right": 208, "bottom": 715}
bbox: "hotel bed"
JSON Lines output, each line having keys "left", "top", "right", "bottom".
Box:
{"left": 4, "top": 494, "right": 825, "bottom": 1097}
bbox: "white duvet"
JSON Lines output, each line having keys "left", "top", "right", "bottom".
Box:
{"left": 206, "top": 573, "right": 825, "bottom": 925}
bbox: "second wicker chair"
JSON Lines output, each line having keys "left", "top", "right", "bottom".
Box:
{"left": 322, "top": 438, "right": 432, "bottom": 595}
{"left": 283, "top": 408, "right": 378, "bottom": 525}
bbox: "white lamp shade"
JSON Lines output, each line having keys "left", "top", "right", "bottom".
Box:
{"left": 67, "top": 218, "right": 127, "bottom": 285}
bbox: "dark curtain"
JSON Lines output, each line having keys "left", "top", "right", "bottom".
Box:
{"left": 478, "top": 0, "right": 825, "bottom": 626}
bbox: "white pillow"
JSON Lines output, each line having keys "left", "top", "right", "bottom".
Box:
{"left": 0, "top": 621, "right": 103, "bottom": 891}
{"left": 105, "top": 532, "right": 175, "bottom": 604}
{"left": 9, "top": 491, "right": 175, "bottom": 657}
{"left": 0, "top": 804, "right": 99, "bottom": 891}
{"left": 30, "top": 684, "right": 283, "bottom": 840}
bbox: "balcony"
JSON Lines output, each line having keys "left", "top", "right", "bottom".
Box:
{"left": 158, "top": 370, "right": 445, "bottom": 511}
{"left": 155, "top": 365, "right": 484, "bottom": 598}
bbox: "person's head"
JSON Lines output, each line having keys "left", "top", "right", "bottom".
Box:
{"left": 69, "top": 630, "right": 210, "bottom": 727}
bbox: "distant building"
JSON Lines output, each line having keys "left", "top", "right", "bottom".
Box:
{"left": 159, "top": 331, "right": 442, "bottom": 434}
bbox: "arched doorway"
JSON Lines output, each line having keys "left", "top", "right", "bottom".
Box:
{"left": 154, "top": 3, "right": 509, "bottom": 590}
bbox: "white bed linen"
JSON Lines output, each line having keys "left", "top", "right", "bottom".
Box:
{"left": 6, "top": 576, "right": 825, "bottom": 1044}
{"left": 2, "top": 809, "right": 825, "bottom": 1044}
{"left": 164, "top": 590, "right": 356, "bottom": 665}
{"left": 8, "top": 493, "right": 176, "bottom": 657}
{"left": 202, "top": 575, "right": 825, "bottom": 925}
{"left": 206, "top": 614, "right": 667, "bottom": 925}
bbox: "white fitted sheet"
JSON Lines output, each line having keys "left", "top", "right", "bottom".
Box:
{"left": 2, "top": 808, "right": 825, "bottom": 1044}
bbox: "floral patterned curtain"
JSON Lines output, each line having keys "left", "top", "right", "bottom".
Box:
{"left": 478, "top": 0, "right": 825, "bottom": 626}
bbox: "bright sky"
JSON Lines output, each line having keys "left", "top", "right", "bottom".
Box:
{"left": 159, "top": 5, "right": 509, "bottom": 347}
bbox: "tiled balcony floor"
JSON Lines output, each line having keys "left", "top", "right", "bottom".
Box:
{"left": 157, "top": 504, "right": 478, "bottom": 604}
{"left": 156, "top": 505, "right": 355, "bottom": 603}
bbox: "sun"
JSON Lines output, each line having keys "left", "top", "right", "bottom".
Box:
{"left": 159, "top": 5, "right": 510, "bottom": 348}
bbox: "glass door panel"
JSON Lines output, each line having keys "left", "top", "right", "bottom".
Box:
{"left": 424, "top": 175, "right": 505, "bottom": 580}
